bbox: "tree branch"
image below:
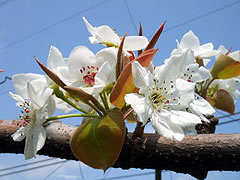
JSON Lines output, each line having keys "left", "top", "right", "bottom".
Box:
{"left": 1, "top": 120, "right": 240, "bottom": 180}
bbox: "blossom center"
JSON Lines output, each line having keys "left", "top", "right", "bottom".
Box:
{"left": 149, "top": 89, "right": 168, "bottom": 111}
{"left": 80, "top": 66, "right": 99, "bottom": 87}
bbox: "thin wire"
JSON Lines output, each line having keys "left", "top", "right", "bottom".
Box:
{"left": 96, "top": 171, "right": 155, "bottom": 180}
{"left": 123, "top": 0, "right": 138, "bottom": 34}
{"left": 217, "top": 117, "right": 240, "bottom": 126}
{"left": 0, "top": 160, "right": 67, "bottom": 177}
{"left": 0, "top": 0, "right": 111, "bottom": 53}
{"left": 42, "top": 161, "right": 67, "bottom": 180}
{"left": 163, "top": 0, "right": 240, "bottom": 33}
{"left": 78, "top": 162, "right": 85, "bottom": 180}
{"left": 217, "top": 111, "right": 240, "bottom": 119}
{"left": 0, "top": 76, "right": 12, "bottom": 85}
{"left": 0, "top": 157, "right": 56, "bottom": 172}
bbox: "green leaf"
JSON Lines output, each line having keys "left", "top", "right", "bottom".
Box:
{"left": 70, "top": 109, "right": 126, "bottom": 171}
{"left": 207, "top": 89, "right": 235, "bottom": 114}
{"left": 210, "top": 54, "right": 240, "bottom": 79}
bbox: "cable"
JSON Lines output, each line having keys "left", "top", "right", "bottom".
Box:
{"left": 163, "top": 0, "right": 240, "bottom": 33}
{"left": 78, "top": 162, "right": 85, "bottom": 180}
{"left": 0, "top": 76, "right": 12, "bottom": 85}
{"left": 96, "top": 171, "right": 155, "bottom": 180}
{"left": 0, "top": 160, "right": 67, "bottom": 177}
{"left": 0, "top": 0, "right": 111, "bottom": 53}
{"left": 217, "top": 117, "right": 240, "bottom": 126}
{"left": 123, "top": 0, "right": 138, "bottom": 34}
{"left": 42, "top": 161, "right": 66, "bottom": 180}
{"left": 0, "top": 157, "right": 56, "bottom": 172}
{"left": 217, "top": 111, "right": 240, "bottom": 119}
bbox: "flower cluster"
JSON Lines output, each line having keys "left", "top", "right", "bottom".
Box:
{"left": 9, "top": 17, "right": 240, "bottom": 169}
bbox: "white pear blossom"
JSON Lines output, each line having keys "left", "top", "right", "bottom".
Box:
{"left": 171, "top": 30, "right": 218, "bottom": 65}
{"left": 12, "top": 46, "right": 74, "bottom": 113}
{"left": 67, "top": 46, "right": 118, "bottom": 94}
{"left": 166, "top": 49, "right": 215, "bottom": 119}
{"left": 125, "top": 61, "right": 202, "bottom": 141}
{"left": 83, "top": 17, "right": 148, "bottom": 51}
{"left": 10, "top": 81, "right": 55, "bottom": 160}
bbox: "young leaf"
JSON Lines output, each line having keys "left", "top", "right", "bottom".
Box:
{"left": 35, "top": 57, "right": 66, "bottom": 88}
{"left": 207, "top": 89, "right": 235, "bottom": 114}
{"left": 144, "top": 21, "right": 166, "bottom": 52}
{"left": 110, "top": 49, "right": 158, "bottom": 108}
{"left": 70, "top": 109, "right": 126, "bottom": 171}
{"left": 210, "top": 54, "right": 240, "bottom": 79}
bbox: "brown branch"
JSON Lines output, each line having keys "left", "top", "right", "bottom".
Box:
{"left": 1, "top": 120, "right": 240, "bottom": 180}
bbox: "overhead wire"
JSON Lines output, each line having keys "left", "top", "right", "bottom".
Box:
{"left": 1, "top": 0, "right": 240, "bottom": 179}
{"left": 0, "top": 157, "right": 56, "bottom": 172}
{"left": 96, "top": 171, "right": 155, "bottom": 180}
{"left": 163, "top": 0, "right": 240, "bottom": 33}
{"left": 0, "top": 160, "right": 67, "bottom": 178}
{"left": 0, "top": 0, "right": 112, "bottom": 53}
{"left": 42, "top": 161, "right": 67, "bottom": 180}
{"left": 123, "top": 0, "right": 138, "bottom": 34}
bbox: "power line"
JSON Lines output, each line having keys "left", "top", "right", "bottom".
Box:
{"left": 217, "top": 117, "right": 240, "bottom": 126}
{"left": 0, "top": 157, "right": 55, "bottom": 172}
{"left": 96, "top": 171, "right": 155, "bottom": 180}
{"left": 0, "top": 0, "right": 111, "bottom": 53}
{"left": 78, "top": 162, "right": 85, "bottom": 180}
{"left": 0, "top": 76, "right": 12, "bottom": 85}
{"left": 123, "top": 0, "right": 138, "bottom": 34}
{"left": 217, "top": 111, "right": 240, "bottom": 120}
{"left": 42, "top": 161, "right": 66, "bottom": 180}
{"left": 163, "top": 0, "right": 240, "bottom": 33}
{"left": 0, "top": 160, "right": 67, "bottom": 177}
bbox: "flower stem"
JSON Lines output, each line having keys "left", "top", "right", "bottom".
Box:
{"left": 100, "top": 92, "right": 109, "bottom": 111}
{"left": 53, "top": 86, "right": 90, "bottom": 114}
{"left": 46, "top": 113, "right": 98, "bottom": 122}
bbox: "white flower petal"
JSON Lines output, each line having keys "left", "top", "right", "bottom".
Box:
{"left": 83, "top": 17, "right": 120, "bottom": 45}
{"left": 95, "top": 62, "right": 114, "bottom": 86}
{"left": 229, "top": 50, "right": 240, "bottom": 61}
{"left": 47, "top": 46, "right": 65, "bottom": 70}
{"left": 152, "top": 110, "right": 185, "bottom": 141}
{"left": 12, "top": 73, "right": 45, "bottom": 99}
{"left": 68, "top": 46, "right": 96, "bottom": 80}
{"left": 9, "top": 92, "right": 25, "bottom": 104}
{"left": 179, "top": 30, "right": 200, "bottom": 51}
{"left": 169, "top": 110, "right": 202, "bottom": 133}
{"left": 183, "top": 64, "right": 211, "bottom": 82}
{"left": 124, "top": 36, "right": 148, "bottom": 51}
{"left": 174, "top": 78, "right": 195, "bottom": 108}
{"left": 125, "top": 93, "right": 152, "bottom": 124}
{"left": 189, "top": 93, "right": 215, "bottom": 116}
{"left": 11, "top": 126, "right": 26, "bottom": 142}
{"left": 132, "top": 61, "right": 153, "bottom": 92}
{"left": 95, "top": 47, "right": 117, "bottom": 68}
{"left": 33, "top": 125, "right": 47, "bottom": 152}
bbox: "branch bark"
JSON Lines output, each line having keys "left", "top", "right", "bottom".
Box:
{"left": 1, "top": 120, "right": 240, "bottom": 180}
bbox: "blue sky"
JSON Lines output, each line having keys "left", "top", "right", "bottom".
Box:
{"left": 1, "top": 0, "right": 240, "bottom": 179}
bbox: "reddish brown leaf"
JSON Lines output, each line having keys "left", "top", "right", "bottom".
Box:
{"left": 144, "top": 21, "right": 166, "bottom": 52}
{"left": 110, "top": 49, "right": 158, "bottom": 108}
